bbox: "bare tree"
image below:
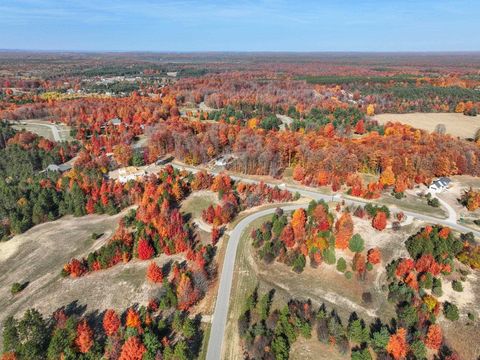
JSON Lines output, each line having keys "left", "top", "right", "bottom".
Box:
{"left": 434, "top": 123, "right": 446, "bottom": 135}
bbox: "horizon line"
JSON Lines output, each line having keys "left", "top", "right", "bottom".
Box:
{"left": 1, "top": 49, "right": 480, "bottom": 55}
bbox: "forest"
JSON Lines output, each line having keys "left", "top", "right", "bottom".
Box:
{"left": 1, "top": 52, "right": 480, "bottom": 360}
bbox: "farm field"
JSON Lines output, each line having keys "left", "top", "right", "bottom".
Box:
{"left": 373, "top": 112, "right": 480, "bottom": 139}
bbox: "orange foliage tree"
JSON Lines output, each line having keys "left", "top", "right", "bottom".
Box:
{"left": 146, "top": 262, "right": 163, "bottom": 283}
{"left": 103, "top": 309, "right": 121, "bottom": 337}
{"left": 425, "top": 324, "right": 442, "bottom": 350}
{"left": 291, "top": 208, "right": 307, "bottom": 243}
{"left": 386, "top": 328, "right": 408, "bottom": 360}
{"left": 75, "top": 319, "right": 94, "bottom": 354}
{"left": 119, "top": 336, "right": 146, "bottom": 360}
{"left": 367, "top": 248, "right": 381, "bottom": 265}
{"left": 335, "top": 212, "right": 353, "bottom": 249}
{"left": 372, "top": 211, "right": 387, "bottom": 231}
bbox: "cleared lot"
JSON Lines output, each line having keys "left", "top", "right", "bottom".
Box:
{"left": 0, "top": 209, "right": 181, "bottom": 335}
{"left": 373, "top": 112, "right": 480, "bottom": 139}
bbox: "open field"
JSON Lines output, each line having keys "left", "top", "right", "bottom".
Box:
{"left": 373, "top": 112, "right": 480, "bottom": 139}
{"left": 223, "top": 211, "right": 419, "bottom": 360}
{"left": 0, "top": 209, "right": 183, "bottom": 337}
{"left": 437, "top": 175, "right": 480, "bottom": 230}
{"left": 11, "top": 119, "right": 73, "bottom": 142}
{"left": 378, "top": 191, "right": 448, "bottom": 219}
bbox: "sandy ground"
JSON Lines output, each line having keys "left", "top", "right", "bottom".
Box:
{"left": 0, "top": 209, "right": 181, "bottom": 333}
{"left": 373, "top": 112, "right": 480, "bottom": 139}
{"left": 437, "top": 176, "right": 480, "bottom": 229}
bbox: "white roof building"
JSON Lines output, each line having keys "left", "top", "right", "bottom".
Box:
{"left": 428, "top": 177, "right": 451, "bottom": 193}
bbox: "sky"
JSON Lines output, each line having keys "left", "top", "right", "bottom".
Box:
{"left": 0, "top": 0, "right": 479, "bottom": 52}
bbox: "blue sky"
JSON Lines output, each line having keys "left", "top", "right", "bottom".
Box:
{"left": 0, "top": 0, "right": 479, "bottom": 51}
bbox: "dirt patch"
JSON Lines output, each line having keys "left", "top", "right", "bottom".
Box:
{"left": 290, "top": 334, "right": 347, "bottom": 360}
{"left": 373, "top": 112, "right": 480, "bottom": 139}
{"left": 0, "top": 209, "right": 181, "bottom": 333}
{"left": 437, "top": 176, "right": 480, "bottom": 228}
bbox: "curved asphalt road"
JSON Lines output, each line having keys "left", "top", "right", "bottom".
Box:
{"left": 205, "top": 199, "right": 479, "bottom": 359}
{"left": 194, "top": 165, "right": 480, "bottom": 359}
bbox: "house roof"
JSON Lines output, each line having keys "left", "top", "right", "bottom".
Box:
{"left": 109, "top": 117, "right": 122, "bottom": 125}
{"left": 431, "top": 177, "right": 451, "bottom": 188}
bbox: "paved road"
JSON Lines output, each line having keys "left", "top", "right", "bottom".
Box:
{"left": 169, "top": 162, "right": 480, "bottom": 236}
{"left": 205, "top": 204, "right": 306, "bottom": 360}
{"left": 181, "top": 162, "right": 480, "bottom": 360}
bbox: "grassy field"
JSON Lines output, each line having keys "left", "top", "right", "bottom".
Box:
{"left": 373, "top": 112, "right": 480, "bottom": 139}
{"left": 0, "top": 209, "right": 183, "bottom": 341}
{"left": 222, "top": 210, "right": 419, "bottom": 360}
{"left": 181, "top": 190, "right": 218, "bottom": 221}
{"left": 377, "top": 192, "right": 448, "bottom": 219}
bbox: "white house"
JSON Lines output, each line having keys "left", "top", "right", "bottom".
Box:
{"left": 428, "top": 177, "right": 451, "bottom": 193}
{"left": 118, "top": 166, "right": 146, "bottom": 183}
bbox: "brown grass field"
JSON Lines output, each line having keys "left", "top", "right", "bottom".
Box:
{"left": 373, "top": 112, "right": 480, "bottom": 139}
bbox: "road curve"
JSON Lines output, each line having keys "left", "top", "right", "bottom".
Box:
{"left": 206, "top": 204, "right": 306, "bottom": 360}
{"left": 205, "top": 198, "right": 479, "bottom": 360}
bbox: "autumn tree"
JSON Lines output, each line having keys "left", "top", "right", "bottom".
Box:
{"left": 379, "top": 166, "right": 395, "bottom": 187}
{"left": 146, "top": 262, "right": 163, "bottom": 283}
{"left": 137, "top": 239, "right": 155, "bottom": 260}
{"left": 335, "top": 212, "right": 353, "bottom": 249}
{"left": 113, "top": 143, "right": 133, "bottom": 167}
{"left": 425, "top": 324, "right": 442, "bottom": 350}
{"left": 386, "top": 328, "right": 408, "bottom": 360}
{"left": 291, "top": 208, "right": 306, "bottom": 243}
{"left": 372, "top": 211, "right": 387, "bottom": 231}
{"left": 75, "top": 319, "right": 94, "bottom": 354}
{"left": 119, "top": 336, "right": 146, "bottom": 360}
{"left": 367, "top": 248, "right": 381, "bottom": 265}
{"left": 103, "top": 309, "right": 120, "bottom": 337}
{"left": 280, "top": 224, "right": 295, "bottom": 248}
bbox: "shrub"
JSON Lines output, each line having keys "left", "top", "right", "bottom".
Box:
{"left": 451, "top": 280, "right": 463, "bottom": 292}
{"left": 432, "top": 278, "right": 443, "bottom": 297}
{"left": 11, "top": 282, "right": 27, "bottom": 295}
{"left": 443, "top": 302, "right": 459, "bottom": 321}
{"left": 349, "top": 234, "right": 365, "bottom": 253}
{"left": 336, "top": 257, "right": 347, "bottom": 272}
{"left": 427, "top": 197, "right": 440, "bottom": 207}
{"left": 366, "top": 262, "right": 373, "bottom": 271}
{"left": 323, "top": 248, "right": 336, "bottom": 265}
{"left": 345, "top": 271, "right": 353, "bottom": 279}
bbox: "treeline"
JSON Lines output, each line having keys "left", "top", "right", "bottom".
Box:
{"left": 147, "top": 118, "right": 480, "bottom": 188}
{"left": 2, "top": 302, "right": 202, "bottom": 360}
{"left": 0, "top": 125, "right": 83, "bottom": 239}
{"left": 239, "top": 286, "right": 460, "bottom": 360}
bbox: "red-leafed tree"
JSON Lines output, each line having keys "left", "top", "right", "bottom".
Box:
{"left": 396, "top": 258, "right": 415, "bottom": 278}
{"left": 146, "top": 262, "right": 163, "bottom": 283}
{"left": 280, "top": 224, "right": 295, "bottom": 248}
{"left": 211, "top": 227, "right": 221, "bottom": 245}
{"left": 367, "top": 248, "right": 381, "bottom": 265}
{"left": 119, "top": 336, "right": 146, "bottom": 360}
{"left": 103, "top": 309, "right": 121, "bottom": 337}
{"left": 137, "top": 239, "right": 155, "bottom": 260}
{"left": 75, "top": 319, "right": 94, "bottom": 354}
{"left": 372, "top": 211, "right": 387, "bottom": 231}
